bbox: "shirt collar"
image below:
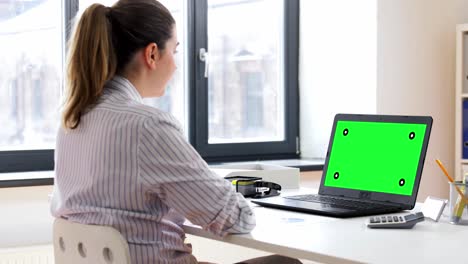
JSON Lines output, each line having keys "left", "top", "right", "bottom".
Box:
{"left": 105, "top": 76, "right": 144, "bottom": 103}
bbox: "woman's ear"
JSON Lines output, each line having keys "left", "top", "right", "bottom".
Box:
{"left": 143, "top": 43, "right": 159, "bottom": 69}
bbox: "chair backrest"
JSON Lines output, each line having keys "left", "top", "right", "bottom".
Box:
{"left": 53, "top": 218, "right": 131, "bottom": 264}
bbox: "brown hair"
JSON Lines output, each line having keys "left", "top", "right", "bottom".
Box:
{"left": 62, "top": 0, "right": 175, "bottom": 129}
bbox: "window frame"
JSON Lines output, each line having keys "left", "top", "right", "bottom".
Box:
{"left": 191, "top": 0, "right": 300, "bottom": 162}
{"left": 0, "top": 0, "right": 78, "bottom": 183}
{"left": 0, "top": 0, "right": 300, "bottom": 185}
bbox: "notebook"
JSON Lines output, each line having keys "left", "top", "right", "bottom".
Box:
{"left": 252, "top": 114, "right": 433, "bottom": 217}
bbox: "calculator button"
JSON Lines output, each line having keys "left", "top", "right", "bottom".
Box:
{"left": 370, "top": 218, "right": 380, "bottom": 223}
{"left": 399, "top": 216, "right": 404, "bottom": 222}
{"left": 393, "top": 216, "right": 399, "bottom": 222}
{"left": 387, "top": 216, "right": 393, "bottom": 222}
{"left": 381, "top": 218, "right": 387, "bottom": 223}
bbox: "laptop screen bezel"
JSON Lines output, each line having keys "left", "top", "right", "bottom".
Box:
{"left": 318, "top": 114, "right": 433, "bottom": 209}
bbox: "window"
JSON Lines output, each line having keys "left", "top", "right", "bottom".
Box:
{"left": 0, "top": 0, "right": 62, "bottom": 151}
{"left": 207, "top": 0, "right": 284, "bottom": 144}
{"left": 0, "top": 0, "right": 62, "bottom": 172}
{"left": 193, "top": 0, "right": 299, "bottom": 160}
{"left": 0, "top": 0, "right": 299, "bottom": 180}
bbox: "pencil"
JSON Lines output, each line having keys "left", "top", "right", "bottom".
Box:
{"left": 435, "top": 159, "right": 468, "bottom": 204}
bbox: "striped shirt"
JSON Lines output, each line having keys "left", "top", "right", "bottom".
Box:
{"left": 50, "top": 76, "right": 256, "bottom": 264}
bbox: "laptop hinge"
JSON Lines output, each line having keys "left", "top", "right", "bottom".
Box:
{"left": 373, "top": 201, "right": 408, "bottom": 209}
{"left": 379, "top": 200, "right": 411, "bottom": 209}
{"left": 330, "top": 195, "right": 408, "bottom": 209}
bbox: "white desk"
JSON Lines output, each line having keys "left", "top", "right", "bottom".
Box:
{"left": 183, "top": 189, "right": 466, "bottom": 264}
{"left": 0, "top": 184, "right": 462, "bottom": 263}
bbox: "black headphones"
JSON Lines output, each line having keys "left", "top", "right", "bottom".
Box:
{"left": 251, "top": 181, "right": 282, "bottom": 199}
{"left": 225, "top": 176, "right": 281, "bottom": 199}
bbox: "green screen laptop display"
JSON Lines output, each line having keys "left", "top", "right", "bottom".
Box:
{"left": 323, "top": 121, "right": 427, "bottom": 196}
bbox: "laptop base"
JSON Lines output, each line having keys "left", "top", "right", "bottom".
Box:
{"left": 251, "top": 196, "right": 403, "bottom": 218}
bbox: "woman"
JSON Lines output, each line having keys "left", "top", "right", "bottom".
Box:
{"left": 50, "top": 0, "right": 300, "bottom": 263}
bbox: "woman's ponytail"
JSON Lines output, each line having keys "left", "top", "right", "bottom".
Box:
{"left": 62, "top": 4, "right": 117, "bottom": 129}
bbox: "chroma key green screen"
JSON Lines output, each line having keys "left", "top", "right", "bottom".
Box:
{"left": 324, "top": 121, "right": 427, "bottom": 196}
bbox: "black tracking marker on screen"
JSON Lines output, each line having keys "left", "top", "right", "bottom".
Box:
{"left": 334, "top": 172, "right": 339, "bottom": 179}
{"left": 399, "top": 179, "right": 405, "bottom": 187}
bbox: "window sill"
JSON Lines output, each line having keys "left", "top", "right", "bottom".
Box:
{"left": 0, "top": 171, "right": 54, "bottom": 188}
{"left": 0, "top": 158, "right": 324, "bottom": 188}
{"left": 208, "top": 158, "right": 324, "bottom": 171}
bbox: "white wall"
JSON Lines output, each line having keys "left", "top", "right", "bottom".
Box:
{"left": 299, "top": 0, "right": 377, "bottom": 159}
{"left": 376, "top": 0, "right": 468, "bottom": 200}
{"left": 300, "top": 0, "right": 468, "bottom": 200}
{"left": 0, "top": 186, "right": 54, "bottom": 247}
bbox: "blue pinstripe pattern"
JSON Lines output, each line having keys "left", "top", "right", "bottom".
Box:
{"left": 51, "top": 76, "right": 256, "bottom": 264}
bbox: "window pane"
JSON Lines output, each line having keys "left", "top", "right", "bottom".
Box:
{"left": 207, "top": 0, "right": 285, "bottom": 144}
{"left": 79, "top": 0, "right": 187, "bottom": 133}
{"left": 0, "top": 0, "right": 62, "bottom": 151}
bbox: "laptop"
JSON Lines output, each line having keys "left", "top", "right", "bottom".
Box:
{"left": 252, "top": 114, "right": 433, "bottom": 217}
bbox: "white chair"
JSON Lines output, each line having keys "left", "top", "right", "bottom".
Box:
{"left": 53, "top": 218, "right": 131, "bottom": 264}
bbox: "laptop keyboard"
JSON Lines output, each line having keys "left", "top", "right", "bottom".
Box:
{"left": 284, "top": 194, "right": 387, "bottom": 210}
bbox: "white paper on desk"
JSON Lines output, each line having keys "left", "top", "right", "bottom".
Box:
{"left": 253, "top": 206, "right": 329, "bottom": 225}
{"left": 421, "top": 196, "right": 447, "bottom": 222}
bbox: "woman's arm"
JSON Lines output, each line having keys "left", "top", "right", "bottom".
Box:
{"left": 138, "top": 114, "right": 255, "bottom": 237}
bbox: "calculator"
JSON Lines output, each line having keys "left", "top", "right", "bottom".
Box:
{"left": 366, "top": 212, "right": 425, "bottom": 229}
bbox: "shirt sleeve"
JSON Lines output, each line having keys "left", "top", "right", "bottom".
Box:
{"left": 137, "top": 114, "right": 256, "bottom": 237}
